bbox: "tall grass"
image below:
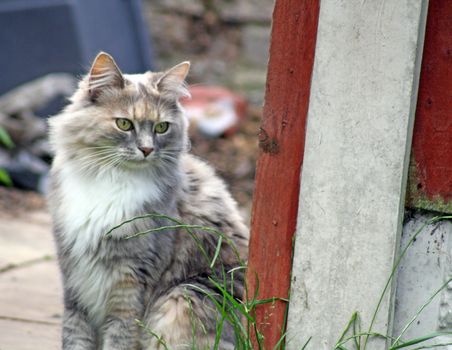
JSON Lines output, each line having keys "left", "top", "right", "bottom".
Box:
{"left": 106, "top": 214, "right": 452, "bottom": 350}
{"left": 335, "top": 215, "right": 452, "bottom": 350}
{"left": 106, "top": 213, "right": 287, "bottom": 349}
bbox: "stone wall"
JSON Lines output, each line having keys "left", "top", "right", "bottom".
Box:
{"left": 142, "top": 0, "right": 274, "bottom": 103}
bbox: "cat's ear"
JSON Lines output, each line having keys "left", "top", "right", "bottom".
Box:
{"left": 88, "top": 52, "right": 124, "bottom": 101}
{"left": 156, "top": 61, "right": 190, "bottom": 99}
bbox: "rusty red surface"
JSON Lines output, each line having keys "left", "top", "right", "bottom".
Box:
{"left": 246, "top": 0, "right": 320, "bottom": 348}
{"left": 409, "top": 0, "right": 452, "bottom": 210}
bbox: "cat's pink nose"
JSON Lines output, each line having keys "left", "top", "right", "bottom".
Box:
{"left": 138, "top": 146, "right": 154, "bottom": 157}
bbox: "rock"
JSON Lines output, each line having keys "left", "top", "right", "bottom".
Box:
{"left": 0, "top": 74, "right": 76, "bottom": 192}
{"left": 216, "top": 0, "right": 274, "bottom": 23}
{"left": 242, "top": 24, "right": 271, "bottom": 66}
{"left": 0, "top": 73, "right": 75, "bottom": 115}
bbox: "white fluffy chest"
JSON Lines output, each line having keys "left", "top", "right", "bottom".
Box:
{"left": 57, "top": 167, "right": 161, "bottom": 255}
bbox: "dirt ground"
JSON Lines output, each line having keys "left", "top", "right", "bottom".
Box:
{"left": 189, "top": 104, "right": 261, "bottom": 221}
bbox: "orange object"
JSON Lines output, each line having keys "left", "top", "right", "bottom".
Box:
{"left": 181, "top": 86, "right": 247, "bottom": 136}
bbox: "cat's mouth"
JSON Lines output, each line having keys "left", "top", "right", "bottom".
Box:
{"left": 122, "top": 157, "right": 154, "bottom": 169}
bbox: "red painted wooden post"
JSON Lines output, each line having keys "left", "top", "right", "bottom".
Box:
{"left": 407, "top": 0, "right": 452, "bottom": 213}
{"left": 246, "top": 0, "right": 320, "bottom": 348}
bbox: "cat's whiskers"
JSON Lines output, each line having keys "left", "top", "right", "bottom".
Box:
{"left": 102, "top": 155, "right": 124, "bottom": 170}
{"left": 159, "top": 148, "right": 184, "bottom": 153}
{"left": 76, "top": 152, "right": 118, "bottom": 169}
{"left": 78, "top": 149, "right": 117, "bottom": 160}
{"left": 157, "top": 154, "right": 180, "bottom": 170}
{"left": 158, "top": 150, "right": 180, "bottom": 159}
{"left": 82, "top": 146, "right": 115, "bottom": 152}
{"left": 77, "top": 153, "right": 120, "bottom": 175}
{"left": 159, "top": 156, "right": 178, "bottom": 165}
{"left": 83, "top": 145, "right": 114, "bottom": 149}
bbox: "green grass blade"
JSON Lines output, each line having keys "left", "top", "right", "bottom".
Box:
{"left": 124, "top": 224, "right": 188, "bottom": 238}
{"left": 353, "top": 312, "right": 362, "bottom": 349}
{"left": 300, "top": 337, "right": 312, "bottom": 350}
{"left": 390, "top": 332, "right": 452, "bottom": 349}
{"left": 210, "top": 235, "right": 222, "bottom": 268}
{"left": 105, "top": 212, "right": 243, "bottom": 267}
{"left": 272, "top": 332, "right": 287, "bottom": 350}
{"left": 336, "top": 331, "right": 396, "bottom": 348}
{"left": 335, "top": 345, "right": 349, "bottom": 350}
{"left": 251, "top": 297, "right": 289, "bottom": 306}
{"left": 105, "top": 213, "right": 177, "bottom": 236}
{"left": 336, "top": 312, "right": 358, "bottom": 344}
{"left": 0, "top": 169, "right": 12, "bottom": 186}
{"left": 184, "top": 282, "right": 251, "bottom": 333}
{"left": 410, "top": 342, "right": 452, "bottom": 350}
{"left": 364, "top": 216, "right": 445, "bottom": 349}
{"left": 207, "top": 277, "right": 253, "bottom": 321}
{"left": 0, "top": 127, "right": 14, "bottom": 149}
{"left": 279, "top": 295, "right": 290, "bottom": 350}
{"left": 136, "top": 319, "right": 170, "bottom": 350}
{"left": 392, "top": 278, "right": 452, "bottom": 346}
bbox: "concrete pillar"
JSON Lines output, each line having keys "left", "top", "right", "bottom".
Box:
{"left": 393, "top": 213, "right": 452, "bottom": 347}
{"left": 286, "top": 1, "right": 428, "bottom": 349}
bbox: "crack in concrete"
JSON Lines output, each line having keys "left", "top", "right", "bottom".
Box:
{"left": 0, "top": 255, "right": 54, "bottom": 274}
{"left": 0, "top": 315, "right": 60, "bottom": 326}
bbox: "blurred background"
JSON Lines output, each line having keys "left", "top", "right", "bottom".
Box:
{"left": 0, "top": 0, "right": 275, "bottom": 221}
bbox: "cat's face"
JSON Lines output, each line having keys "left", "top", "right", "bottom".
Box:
{"left": 81, "top": 72, "right": 187, "bottom": 171}
{"left": 49, "top": 52, "right": 190, "bottom": 174}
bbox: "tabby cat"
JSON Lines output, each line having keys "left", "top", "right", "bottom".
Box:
{"left": 47, "top": 52, "right": 249, "bottom": 350}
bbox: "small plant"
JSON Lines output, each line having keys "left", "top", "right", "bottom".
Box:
{"left": 333, "top": 215, "right": 452, "bottom": 350}
{"left": 0, "top": 126, "right": 14, "bottom": 186}
{"left": 107, "top": 214, "right": 452, "bottom": 350}
{"left": 106, "top": 213, "right": 287, "bottom": 350}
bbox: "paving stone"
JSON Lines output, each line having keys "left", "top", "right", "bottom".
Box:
{"left": 0, "top": 210, "right": 55, "bottom": 271}
{"left": 0, "top": 208, "right": 62, "bottom": 349}
{"left": 0, "top": 319, "right": 60, "bottom": 350}
{"left": 0, "top": 260, "right": 62, "bottom": 325}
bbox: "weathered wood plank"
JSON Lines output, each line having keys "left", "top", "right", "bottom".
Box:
{"left": 407, "top": 0, "right": 452, "bottom": 214}
{"left": 245, "top": 0, "right": 320, "bottom": 348}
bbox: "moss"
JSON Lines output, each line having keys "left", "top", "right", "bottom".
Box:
{"left": 406, "top": 155, "right": 452, "bottom": 214}
{"left": 409, "top": 195, "right": 452, "bottom": 214}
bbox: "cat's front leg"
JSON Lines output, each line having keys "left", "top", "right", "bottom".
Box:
{"left": 62, "top": 307, "right": 97, "bottom": 350}
{"left": 102, "top": 317, "right": 140, "bottom": 350}
{"left": 101, "top": 274, "right": 143, "bottom": 350}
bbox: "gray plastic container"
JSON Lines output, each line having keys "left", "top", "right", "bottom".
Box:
{"left": 0, "top": 0, "right": 154, "bottom": 96}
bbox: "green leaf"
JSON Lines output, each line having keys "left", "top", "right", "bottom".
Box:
{"left": 0, "top": 127, "right": 14, "bottom": 149}
{"left": 391, "top": 278, "right": 452, "bottom": 346}
{"left": 0, "top": 169, "right": 12, "bottom": 186}
{"left": 410, "top": 342, "right": 452, "bottom": 350}
{"left": 301, "top": 337, "right": 312, "bottom": 350}
{"left": 390, "top": 332, "right": 452, "bottom": 349}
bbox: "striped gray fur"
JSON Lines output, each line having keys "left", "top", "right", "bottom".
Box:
{"left": 47, "top": 52, "right": 248, "bottom": 350}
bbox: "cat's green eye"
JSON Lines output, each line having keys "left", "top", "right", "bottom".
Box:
{"left": 154, "top": 122, "right": 169, "bottom": 134}
{"left": 116, "top": 118, "right": 133, "bottom": 131}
